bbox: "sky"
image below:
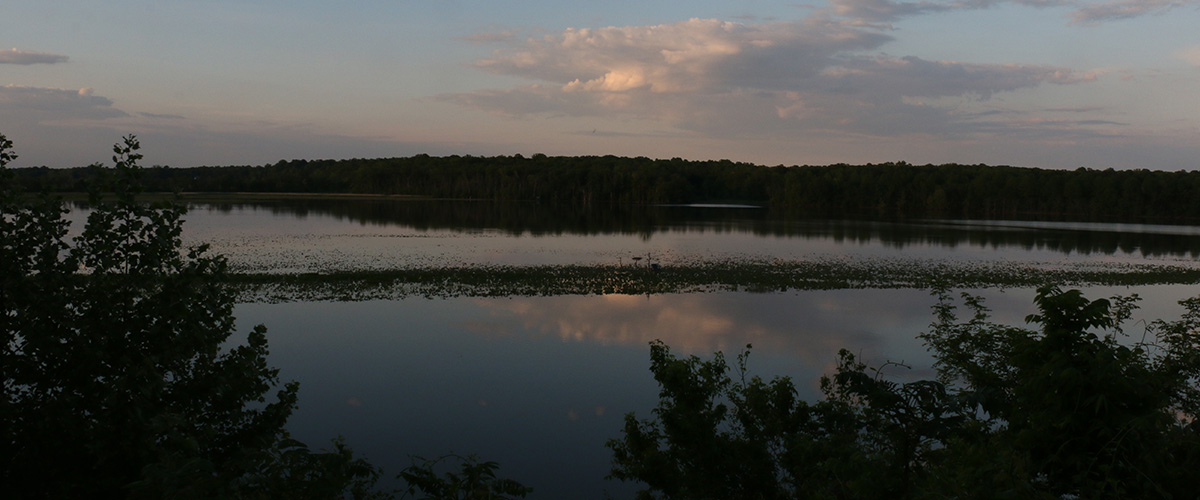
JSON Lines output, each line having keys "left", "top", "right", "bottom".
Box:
{"left": 3, "top": 0, "right": 1199, "bottom": 170}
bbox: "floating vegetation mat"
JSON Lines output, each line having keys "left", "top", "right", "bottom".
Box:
{"left": 228, "top": 257, "right": 1200, "bottom": 303}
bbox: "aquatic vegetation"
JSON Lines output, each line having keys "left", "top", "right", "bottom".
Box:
{"left": 228, "top": 257, "right": 1200, "bottom": 303}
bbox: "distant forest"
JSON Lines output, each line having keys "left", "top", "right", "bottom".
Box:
{"left": 12, "top": 155, "right": 1200, "bottom": 220}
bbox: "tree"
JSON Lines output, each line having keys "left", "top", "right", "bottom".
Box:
{"left": 609, "top": 286, "right": 1200, "bottom": 499}
{"left": 921, "top": 286, "right": 1200, "bottom": 499}
{"left": 0, "top": 135, "right": 378, "bottom": 498}
{"left": 2, "top": 134, "right": 528, "bottom": 499}
{"left": 397, "top": 454, "right": 532, "bottom": 500}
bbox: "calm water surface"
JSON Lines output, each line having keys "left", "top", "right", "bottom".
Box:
{"left": 84, "top": 200, "right": 1200, "bottom": 498}
{"left": 234, "top": 287, "right": 1197, "bottom": 498}
{"left": 172, "top": 200, "right": 1200, "bottom": 273}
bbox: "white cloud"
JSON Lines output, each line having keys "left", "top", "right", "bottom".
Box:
{"left": 473, "top": 19, "right": 892, "bottom": 93}
{"left": 0, "top": 48, "right": 69, "bottom": 65}
{"left": 440, "top": 18, "right": 1094, "bottom": 140}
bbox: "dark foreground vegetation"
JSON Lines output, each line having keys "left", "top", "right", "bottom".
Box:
{"left": 7, "top": 135, "right": 1200, "bottom": 499}
{"left": 610, "top": 286, "right": 1200, "bottom": 499}
{"left": 13, "top": 153, "right": 1200, "bottom": 221}
{"left": 1, "top": 135, "right": 528, "bottom": 499}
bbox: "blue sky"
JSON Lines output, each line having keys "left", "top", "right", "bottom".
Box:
{"left": 3, "top": 0, "right": 1199, "bottom": 170}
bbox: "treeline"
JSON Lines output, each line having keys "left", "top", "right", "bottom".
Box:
{"left": 14, "top": 155, "right": 1200, "bottom": 219}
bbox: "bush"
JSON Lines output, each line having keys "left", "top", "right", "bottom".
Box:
{"left": 609, "top": 286, "right": 1200, "bottom": 499}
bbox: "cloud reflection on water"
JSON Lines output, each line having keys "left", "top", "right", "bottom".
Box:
{"left": 465, "top": 290, "right": 963, "bottom": 382}
{"left": 465, "top": 284, "right": 1200, "bottom": 383}
{"left": 237, "top": 283, "right": 1200, "bottom": 500}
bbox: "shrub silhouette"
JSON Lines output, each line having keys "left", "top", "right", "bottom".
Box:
{"left": 609, "top": 286, "right": 1200, "bottom": 499}
{"left": 1, "top": 135, "right": 382, "bottom": 498}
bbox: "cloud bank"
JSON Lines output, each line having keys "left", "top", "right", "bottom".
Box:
{"left": 1069, "top": 0, "right": 1196, "bottom": 24}
{"left": 0, "top": 48, "right": 69, "bottom": 65}
{"left": 826, "top": 0, "right": 1200, "bottom": 25}
{"left": 0, "top": 85, "right": 127, "bottom": 120}
{"left": 439, "top": 17, "right": 1095, "bottom": 141}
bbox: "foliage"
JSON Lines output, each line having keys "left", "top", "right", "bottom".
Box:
{"left": 397, "top": 454, "right": 533, "bottom": 500}
{"left": 0, "top": 134, "right": 380, "bottom": 498}
{"left": 920, "top": 285, "right": 1200, "bottom": 498}
{"left": 609, "top": 285, "right": 1200, "bottom": 499}
{"left": 235, "top": 437, "right": 388, "bottom": 500}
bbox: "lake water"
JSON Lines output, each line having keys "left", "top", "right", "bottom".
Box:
{"left": 89, "top": 199, "right": 1200, "bottom": 498}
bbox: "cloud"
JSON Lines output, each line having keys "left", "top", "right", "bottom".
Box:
{"left": 825, "top": 0, "right": 1198, "bottom": 25}
{"left": 1070, "top": 0, "right": 1194, "bottom": 24}
{"left": 826, "top": 56, "right": 1094, "bottom": 99}
{"left": 0, "top": 85, "right": 127, "bottom": 120}
{"left": 829, "top": 0, "right": 959, "bottom": 23}
{"left": 138, "top": 111, "right": 187, "bottom": 120}
{"left": 0, "top": 48, "right": 69, "bottom": 65}
{"left": 0, "top": 85, "right": 132, "bottom": 166}
{"left": 0, "top": 86, "right": 478, "bottom": 168}
{"left": 460, "top": 31, "right": 518, "bottom": 43}
{"left": 472, "top": 19, "right": 891, "bottom": 93}
{"left": 1043, "top": 106, "right": 1108, "bottom": 113}
{"left": 440, "top": 18, "right": 1093, "bottom": 140}
{"left": 825, "top": 0, "right": 1075, "bottom": 24}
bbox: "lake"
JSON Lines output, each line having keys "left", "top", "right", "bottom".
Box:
{"left": 90, "top": 199, "right": 1200, "bottom": 498}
